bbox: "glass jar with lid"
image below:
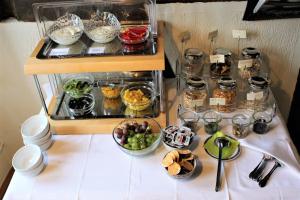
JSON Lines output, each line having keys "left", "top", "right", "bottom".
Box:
{"left": 210, "top": 48, "right": 233, "bottom": 79}
{"left": 245, "top": 76, "right": 270, "bottom": 110}
{"left": 182, "top": 77, "right": 208, "bottom": 112}
{"left": 212, "top": 77, "right": 237, "bottom": 113}
{"left": 182, "top": 48, "right": 204, "bottom": 79}
{"left": 238, "top": 47, "right": 262, "bottom": 79}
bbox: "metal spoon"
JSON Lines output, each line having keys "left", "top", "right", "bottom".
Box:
{"left": 214, "top": 137, "right": 230, "bottom": 192}
{"left": 258, "top": 160, "right": 281, "bottom": 187}
{"left": 249, "top": 154, "right": 273, "bottom": 181}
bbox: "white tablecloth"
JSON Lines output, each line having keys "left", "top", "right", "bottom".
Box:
{"left": 4, "top": 80, "right": 300, "bottom": 200}
{"left": 4, "top": 132, "right": 300, "bottom": 200}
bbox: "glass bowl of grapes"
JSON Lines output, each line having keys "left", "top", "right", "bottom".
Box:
{"left": 112, "top": 118, "right": 162, "bottom": 156}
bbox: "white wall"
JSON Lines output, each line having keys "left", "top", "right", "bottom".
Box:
{"left": 0, "top": 19, "right": 41, "bottom": 184}
{"left": 0, "top": 1, "right": 299, "bottom": 185}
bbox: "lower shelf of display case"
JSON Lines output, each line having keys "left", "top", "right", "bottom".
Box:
{"left": 47, "top": 96, "right": 166, "bottom": 134}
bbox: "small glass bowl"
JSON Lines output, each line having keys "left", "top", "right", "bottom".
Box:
{"left": 179, "top": 110, "right": 200, "bottom": 132}
{"left": 252, "top": 111, "right": 272, "bottom": 134}
{"left": 112, "top": 118, "right": 162, "bottom": 156}
{"left": 202, "top": 110, "right": 222, "bottom": 135}
{"left": 63, "top": 74, "right": 94, "bottom": 98}
{"left": 121, "top": 82, "right": 155, "bottom": 111}
{"left": 118, "top": 26, "right": 149, "bottom": 44}
{"left": 100, "top": 83, "right": 122, "bottom": 99}
{"left": 67, "top": 94, "right": 95, "bottom": 116}
{"left": 47, "top": 13, "right": 84, "bottom": 45}
{"left": 232, "top": 114, "right": 251, "bottom": 138}
{"left": 84, "top": 12, "right": 121, "bottom": 43}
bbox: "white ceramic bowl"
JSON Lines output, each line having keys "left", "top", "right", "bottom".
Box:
{"left": 12, "top": 145, "right": 43, "bottom": 172}
{"left": 21, "top": 115, "right": 49, "bottom": 140}
{"left": 39, "top": 137, "right": 54, "bottom": 152}
{"left": 18, "top": 157, "right": 45, "bottom": 177}
{"left": 23, "top": 131, "right": 52, "bottom": 146}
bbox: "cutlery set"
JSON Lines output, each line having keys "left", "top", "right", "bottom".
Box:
{"left": 249, "top": 154, "right": 282, "bottom": 187}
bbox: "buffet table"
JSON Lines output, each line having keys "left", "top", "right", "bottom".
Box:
{"left": 4, "top": 80, "right": 300, "bottom": 200}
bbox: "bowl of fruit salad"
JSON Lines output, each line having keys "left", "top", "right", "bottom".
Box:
{"left": 112, "top": 118, "right": 162, "bottom": 156}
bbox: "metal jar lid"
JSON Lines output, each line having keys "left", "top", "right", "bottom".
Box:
{"left": 242, "top": 47, "right": 261, "bottom": 59}
{"left": 248, "top": 76, "right": 269, "bottom": 89}
{"left": 213, "top": 48, "right": 232, "bottom": 56}
{"left": 186, "top": 76, "right": 207, "bottom": 90}
{"left": 184, "top": 48, "right": 203, "bottom": 62}
{"left": 217, "top": 77, "right": 237, "bottom": 90}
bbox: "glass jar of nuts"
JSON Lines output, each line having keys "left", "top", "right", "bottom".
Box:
{"left": 182, "top": 48, "right": 204, "bottom": 79}
{"left": 210, "top": 48, "right": 233, "bottom": 79}
{"left": 182, "top": 77, "right": 208, "bottom": 112}
{"left": 238, "top": 47, "right": 262, "bottom": 79}
{"left": 245, "top": 76, "right": 270, "bottom": 110}
{"left": 212, "top": 77, "right": 237, "bottom": 113}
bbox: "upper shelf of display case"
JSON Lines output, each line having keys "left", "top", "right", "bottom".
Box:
{"left": 24, "top": 35, "right": 164, "bottom": 74}
{"left": 24, "top": 0, "right": 164, "bottom": 75}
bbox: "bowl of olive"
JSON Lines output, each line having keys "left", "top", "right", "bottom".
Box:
{"left": 112, "top": 118, "right": 162, "bottom": 156}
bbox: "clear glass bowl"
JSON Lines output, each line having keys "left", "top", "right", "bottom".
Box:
{"left": 252, "top": 111, "right": 272, "bottom": 134}
{"left": 118, "top": 26, "right": 149, "bottom": 44}
{"left": 121, "top": 82, "right": 155, "bottom": 111}
{"left": 202, "top": 110, "right": 222, "bottom": 135}
{"left": 47, "top": 13, "right": 84, "bottom": 45}
{"left": 112, "top": 118, "right": 162, "bottom": 156}
{"left": 232, "top": 114, "right": 251, "bottom": 138}
{"left": 67, "top": 93, "right": 95, "bottom": 116}
{"left": 100, "top": 83, "right": 122, "bottom": 99}
{"left": 84, "top": 12, "right": 121, "bottom": 44}
{"left": 63, "top": 73, "right": 94, "bottom": 98}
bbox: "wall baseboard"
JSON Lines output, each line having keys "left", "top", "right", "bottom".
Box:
{"left": 0, "top": 167, "right": 14, "bottom": 199}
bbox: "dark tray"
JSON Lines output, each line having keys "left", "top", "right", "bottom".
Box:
{"left": 50, "top": 83, "right": 160, "bottom": 120}
{"left": 36, "top": 34, "right": 157, "bottom": 59}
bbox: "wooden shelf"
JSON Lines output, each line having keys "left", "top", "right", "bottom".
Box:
{"left": 24, "top": 35, "right": 165, "bottom": 75}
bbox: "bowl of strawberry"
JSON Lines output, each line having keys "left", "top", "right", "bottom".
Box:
{"left": 118, "top": 26, "right": 149, "bottom": 44}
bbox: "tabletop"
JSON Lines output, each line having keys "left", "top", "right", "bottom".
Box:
{"left": 3, "top": 80, "right": 300, "bottom": 200}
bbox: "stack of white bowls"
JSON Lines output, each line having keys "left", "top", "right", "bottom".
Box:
{"left": 12, "top": 144, "right": 45, "bottom": 176}
{"left": 21, "top": 114, "right": 53, "bottom": 151}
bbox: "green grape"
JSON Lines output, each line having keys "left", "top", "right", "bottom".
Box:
{"left": 127, "top": 137, "right": 133, "bottom": 143}
{"left": 131, "top": 137, "right": 138, "bottom": 143}
{"left": 146, "top": 137, "right": 152, "bottom": 143}
{"left": 131, "top": 142, "right": 138, "bottom": 149}
{"left": 124, "top": 144, "right": 131, "bottom": 149}
{"left": 135, "top": 133, "right": 143, "bottom": 139}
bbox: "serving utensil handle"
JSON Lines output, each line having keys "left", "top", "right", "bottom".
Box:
{"left": 215, "top": 146, "right": 223, "bottom": 192}
{"left": 258, "top": 161, "right": 281, "bottom": 187}
{"left": 249, "top": 154, "right": 267, "bottom": 180}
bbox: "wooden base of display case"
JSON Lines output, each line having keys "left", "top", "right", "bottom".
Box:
{"left": 48, "top": 112, "right": 166, "bottom": 134}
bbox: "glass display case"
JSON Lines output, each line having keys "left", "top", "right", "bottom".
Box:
{"left": 25, "top": 1, "right": 165, "bottom": 134}
{"left": 33, "top": 0, "right": 158, "bottom": 58}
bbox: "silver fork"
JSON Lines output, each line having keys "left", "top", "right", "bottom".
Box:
{"left": 249, "top": 154, "right": 273, "bottom": 181}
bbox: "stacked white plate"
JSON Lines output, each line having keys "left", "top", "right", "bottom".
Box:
{"left": 21, "top": 114, "right": 53, "bottom": 151}
{"left": 12, "top": 144, "right": 45, "bottom": 176}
